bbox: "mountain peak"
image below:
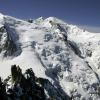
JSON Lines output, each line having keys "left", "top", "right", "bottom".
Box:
{"left": 0, "top": 12, "right": 4, "bottom": 16}
{"left": 45, "top": 17, "right": 66, "bottom": 24}
{"left": 0, "top": 14, "right": 100, "bottom": 100}
{"left": 0, "top": 13, "right": 5, "bottom": 20}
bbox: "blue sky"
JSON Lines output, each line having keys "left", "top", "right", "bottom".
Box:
{"left": 0, "top": 0, "right": 100, "bottom": 32}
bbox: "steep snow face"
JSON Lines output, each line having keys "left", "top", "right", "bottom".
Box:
{"left": 0, "top": 13, "right": 4, "bottom": 27}
{"left": 0, "top": 13, "right": 4, "bottom": 20}
{"left": 0, "top": 14, "right": 100, "bottom": 99}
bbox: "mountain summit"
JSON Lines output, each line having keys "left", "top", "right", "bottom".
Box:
{"left": 0, "top": 13, "right": 100, "bottom": 100}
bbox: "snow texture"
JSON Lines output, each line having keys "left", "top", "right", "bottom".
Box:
{"left": 0, "top": 13, "right": 100, "bottom": 99}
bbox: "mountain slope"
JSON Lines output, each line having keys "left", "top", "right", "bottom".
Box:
{"left": 0, "top": 13, "right": 100, "bottom": 99}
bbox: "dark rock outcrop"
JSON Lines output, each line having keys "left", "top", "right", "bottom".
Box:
{"left": 0, "top": 25, "right": 17, "bottom": 57}
{"left": 0, "top": 65, "right": 71, "bottom": 100}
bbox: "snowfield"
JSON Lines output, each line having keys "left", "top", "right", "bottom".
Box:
{"left": 0, "top": 13, "right": 100, "bottom": 99}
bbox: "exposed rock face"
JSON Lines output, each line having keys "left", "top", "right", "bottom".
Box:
{"left": 0, "top": 25, "right": 17, "bottom": 57}
{"left": 0, "top": 77, "right": 8, "bottom": 100}
{"left": 0, "top": 65, "right": 71, "bottom": 100}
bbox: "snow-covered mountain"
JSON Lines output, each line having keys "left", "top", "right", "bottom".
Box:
{"left": 0, "top": 13, "right": 100, "bottom": 100}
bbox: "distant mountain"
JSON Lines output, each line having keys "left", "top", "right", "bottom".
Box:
{"left": 0, "top": 13, "right": 100, "bottom": 100}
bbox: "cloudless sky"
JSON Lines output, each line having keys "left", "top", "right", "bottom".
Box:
{"left": 0, "top": 0, "right": 100, "bottom": 32}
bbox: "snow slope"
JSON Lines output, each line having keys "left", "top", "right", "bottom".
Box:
{"left": 0, "top": 13, "right": 100, "bottom": 99}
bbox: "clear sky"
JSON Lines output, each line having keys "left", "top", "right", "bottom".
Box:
{"left": 0, "top": 0, "right": 100, "bottom": 32}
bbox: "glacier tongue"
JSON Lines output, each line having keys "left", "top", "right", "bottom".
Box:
{"left": 0, "top": 14, "right": 100, "bottom": 99}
